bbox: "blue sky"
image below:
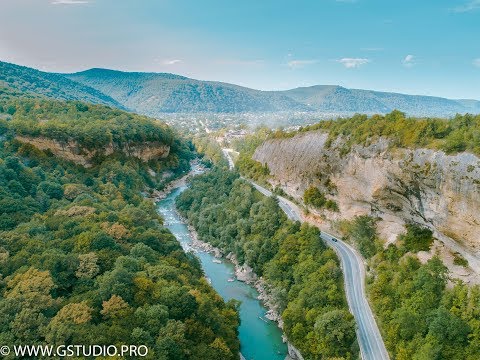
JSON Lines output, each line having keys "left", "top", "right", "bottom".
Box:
{"left": 1, "top": 0, "right": 480, "bottom": 99}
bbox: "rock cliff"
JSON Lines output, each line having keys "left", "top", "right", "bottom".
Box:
{"left": 253, "top": 131, "right": 480, "bottom": 267}
{"left": 16, "top": 135, "right": 170, "bottom": 167}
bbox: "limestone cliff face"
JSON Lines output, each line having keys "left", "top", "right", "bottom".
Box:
{"left": 16, "top": 136, "right": 170, "bottom": 167}
{"left": 253, "top": 131, "right": 480, "bottom": 255}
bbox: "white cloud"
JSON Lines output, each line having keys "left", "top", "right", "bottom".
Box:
{"left": 287, "top": 59, "right": 317, "bottom": 69}
{"left": 473, "top": 58, "right": 480, "bottom": 67}
{"left": 453, "top": 0, "right": 480, "bottom": 12}
{"left": 162, "top": 59, "right": 182, "bottom": 65}
{"left": 337, "top": 58, "right": 370, "bottom": 68}
{"left": 51, "top": 0, "right": 90, "bottom": 4}
{"left": 402, "top": 54, "right": 415, "bottom": 67}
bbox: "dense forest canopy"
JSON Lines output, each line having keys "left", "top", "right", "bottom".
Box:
{"left": 269, "top": 111, "right": 480, "bottom": 156}
{"left": 176, "top": 168, "right": 358, "bottom": 359}
{"left": 0, "top": 94, "right": 240, "bottom": 359}
{"left": 190, "top": 134, "right": 228, "bottom": 168}
{"left": 0, "top": 90, "right": 175, "bottom": 150}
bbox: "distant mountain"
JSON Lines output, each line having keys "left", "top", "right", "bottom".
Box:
{"left": 1, "top": 61, "right": 479, "bottom": 117}
{"left": 281, "top": 85, "right": 480, "bottom": 116}
{"left": 67, "top": 68, "right": 480, "bottom": 117}
{"left": 65, "top": 68, "right": 309, "bottom": 116}
{"left": 282, "top": 85, "right": 390, "bottom": 113}
{"left": 0, "top": 61, "right": 123, "bottom": 108}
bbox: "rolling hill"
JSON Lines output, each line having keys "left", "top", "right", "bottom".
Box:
{"left": 65, "top": 68, "right": 310, "bottom": 115}
{"left": 67, "top": 68, "right": 480, "bottom": 117}
{"left": 0, "top": 61, "right": 123, "bottom": 108}
{"left": 282, "top": 85, "right": 480, "bottom": 116}
{"left": 1, "top": 61, "right": 479, "bottom": 117}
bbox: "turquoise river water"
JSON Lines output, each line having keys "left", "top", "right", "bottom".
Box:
{"left": 157, "top": 186, "right": 287, "bottom": 360}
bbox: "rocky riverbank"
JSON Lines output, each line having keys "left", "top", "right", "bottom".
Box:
{"left": 152, "top": 177, "right": 188, "bottom": 201}
{"left": 161, "top": 162, "right": 302, "bottom": 360}
{"left": 180, "top": 216, "right": 303, "bottom": 360}
{"left": 151, "top": 160, "right": 207, "bottom": 201}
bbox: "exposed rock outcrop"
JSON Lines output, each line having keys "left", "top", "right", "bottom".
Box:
{"left": 16, "top": 135, "right": 170, "bottom": 167}
{"left": 235, "top": 263, "right": 257, "bottom": 283}
{"left": 286, "top": 343, "right": 304, "bottom": 360}
{"left": 253, "top": 130, "right": 480, "bottom": 267}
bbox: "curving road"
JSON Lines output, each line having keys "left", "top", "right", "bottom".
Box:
{"left": 222, "top": 149, "right": 390, "bottom": 360}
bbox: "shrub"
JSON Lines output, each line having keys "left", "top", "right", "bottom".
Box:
{"left": 303, "top": 186, "right": 326, "bottom": 208}
{"left": 400, "top": 224, "right": 434, "bottom": 253}
{"left": 453, "top": 252, "right": 468, "bottom": 267}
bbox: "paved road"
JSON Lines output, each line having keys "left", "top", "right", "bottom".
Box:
{"left": 223, "top": 149, "right": 390, "bottom": 360}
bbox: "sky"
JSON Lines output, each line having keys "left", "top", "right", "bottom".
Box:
{"left": 1, "top": 0, "right": 480, "bottom": 99}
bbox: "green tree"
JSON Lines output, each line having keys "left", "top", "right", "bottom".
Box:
{"left": 400, "top": 224, "right": 434, "bottom": 252}
{"left": 303, "top": 186, "right": 326, "bottom": 208}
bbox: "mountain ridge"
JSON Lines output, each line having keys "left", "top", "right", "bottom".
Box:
{"left": 0, "top": 61, "right": 124, "bottom": 108}
{"left": 66, "top": 68, "right": 311, "bottom": 115}
{"left": 2, "top": 61, "right": 479, "bottom": 117}
{"left": 65, "top": 67, "right": 480, "bottom": 117}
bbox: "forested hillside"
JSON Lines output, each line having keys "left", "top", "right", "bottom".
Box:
{"left": 176, "top": 168, "right": 358, "bottom": 359}
{"left": 282, "top": 86, "right": 480, "bottom": 116}
{"left": 0, "top": 95, "right": 240, "bottom": 359}
{"left": 67, "top": 69, "right": 480, "bottom": 117}
{"left": 0, "top": 89, "right": 195, "bottom": 173}
{"left": 66, "top": 68, "right": 309, "bottom": 116}
{"left": 3, "top": 61, "right": 479, "bottom": 119}
{"left": 0, "top": 62, "right": 123, "bottom": 108}
{"left": 295, "top": 110, "right": 480, "bottom": 156}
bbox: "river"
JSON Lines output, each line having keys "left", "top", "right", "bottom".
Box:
{"left": 157, "top": 186, "right": 288, "bottom": 360}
